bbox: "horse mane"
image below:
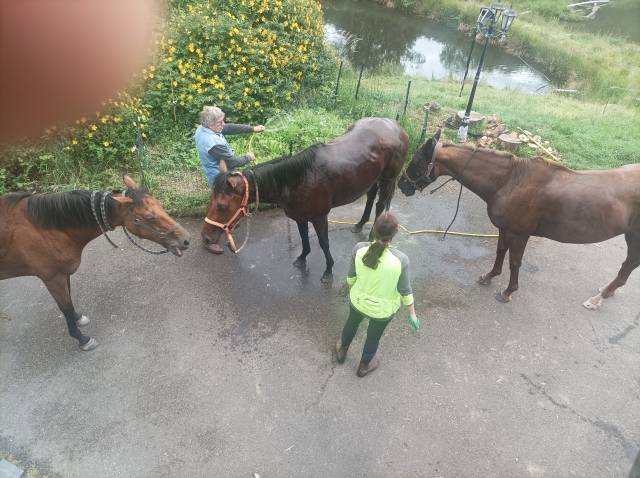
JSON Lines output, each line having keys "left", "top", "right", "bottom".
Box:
{"left": 441, "top": 143, "right": 570, "bottom": 183}
{"left": 214, "top": 144, "right": 322, "bottom": 194}
{"left": 22, "top": 188, "right": 146, "bottom": 230}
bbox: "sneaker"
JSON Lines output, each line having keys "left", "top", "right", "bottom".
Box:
{"left": 356, "top": 357, "right": 380, "bottom": 377}
{"left": 335, "top": 341, "right": 347, "bottom": 364}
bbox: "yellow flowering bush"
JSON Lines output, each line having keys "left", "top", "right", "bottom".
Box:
{"left": 64, "top": 92, "right": 151, "bottom": 171}
{"left": 145, "top": 0, "right": 327, "bottom": 124}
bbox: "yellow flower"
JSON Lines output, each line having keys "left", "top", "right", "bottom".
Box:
{"left": 188, "top": 43, "right": 195, "bottom": 52}
{"left": 91, "top": 124, "right": 98, "bottom": 131}
{"left": 103, "top": 141, "right": 111, "bottom": 147}
{"left": 149, "top": 65, "right": 155, "bottom": 72}
{"left": 71, "top": 138, "right": 78, "bottom": 145}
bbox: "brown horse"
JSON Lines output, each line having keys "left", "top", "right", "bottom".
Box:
{"left": 0, "top": 175, "right": 190, "bottom": 350}
{"left": 398, "top": 129, "right": 640, "bottom": 308}
{"left": 202, "top": 117, "right": 409, "bottom": 283}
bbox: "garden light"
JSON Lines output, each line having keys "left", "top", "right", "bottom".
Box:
{"left": 457, "top": 2, "right": 517, "bottom": 143}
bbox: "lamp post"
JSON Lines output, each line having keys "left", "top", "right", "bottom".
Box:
{"left": 457, "top": 3, "right": 517, "bottom": 143}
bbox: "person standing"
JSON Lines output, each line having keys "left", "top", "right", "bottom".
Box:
{"left": 336, "top": 212, "right": 419, "bottom": 377}
{"left": 194, "top": 105, "right": 265, "bottom": 189}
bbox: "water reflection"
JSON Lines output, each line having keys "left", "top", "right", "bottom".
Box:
{"left": 322, "top": 0, "right": 550, "bottom": 94}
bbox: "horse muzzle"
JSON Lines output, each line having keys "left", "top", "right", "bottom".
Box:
{"left": 166, "top": 224, "right": 190, "bottom": 256}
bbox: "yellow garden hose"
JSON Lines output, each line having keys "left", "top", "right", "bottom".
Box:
{"left": 328, "top": 219, "right": 498, "bottom": 238}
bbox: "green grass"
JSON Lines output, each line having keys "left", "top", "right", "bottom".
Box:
{"left": 2, "top": 68, "right": 638, "bottom": 215}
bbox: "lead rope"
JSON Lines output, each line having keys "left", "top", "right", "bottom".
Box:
{"left": 440, "top": 146, "right": 478, "bottom": 241}
{"left": 233, "top": 172, "right": 260, "bottom": 254}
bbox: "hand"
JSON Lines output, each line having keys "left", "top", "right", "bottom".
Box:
{"left": 246, "top": 151, "right": 256, "bottom": 162}
{"left": 253, "top": 125, "right": 266, "bottom": 133}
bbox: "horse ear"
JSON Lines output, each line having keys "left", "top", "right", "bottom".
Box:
{"left": 226, "top": 175, "right": 241, "bottom": 193}
{"left": 433, "top": 128, "right": 441, "bottom": 142}
{"left": 123, "top": 175, "right": 138, "bottom": 189}
{"left": 112, "top": 194, "right": 134, "bottom": 205}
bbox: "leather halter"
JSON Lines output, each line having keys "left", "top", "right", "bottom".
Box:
{"left": 203, "top": 173, "right": 251, "bottom": 253}
{"left": 402, "top": 141, "right": 441, "bottom": 191}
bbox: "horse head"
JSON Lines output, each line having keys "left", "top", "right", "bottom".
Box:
{"left": 202, "top": 172, "right": 250, "bottom": 251}
{"left": 112, "top": 175, "right": 190, "bottom": 256}
{"left": 398, "top": 128, "right": 441, "bottom": 196}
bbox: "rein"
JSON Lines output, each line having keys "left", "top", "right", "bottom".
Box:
{"left": 90, "top": 190, "right": 169, "bottom": 254}
{"left": 203, "top": 172, "right": 260, "bottom": 253}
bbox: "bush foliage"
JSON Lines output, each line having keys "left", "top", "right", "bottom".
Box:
{"left": 0, "top": 0, "right": 331, "bottom": 191}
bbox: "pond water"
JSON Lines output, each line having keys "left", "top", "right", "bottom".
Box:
{"left": 582, "top": 1, "right": 640, "bottom": 43}
{"left": 322, "top": 0, "right": 551, "bottom": 94}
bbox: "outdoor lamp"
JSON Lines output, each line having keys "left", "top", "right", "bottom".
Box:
{"left": 476, "top": 7, "right": 493, "bottom": 29}
{"left": 500, "top": 9, "right": 517, "bottom": 35}
{"left": 457, "top": 3, "right": 516, "bottom": 143}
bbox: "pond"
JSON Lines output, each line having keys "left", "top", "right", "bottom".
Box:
{"left": 581, "top": 0, "right": 640, "bottom": 43}
{"left": 322, "top": 0, "right": 552, "bottom": 94}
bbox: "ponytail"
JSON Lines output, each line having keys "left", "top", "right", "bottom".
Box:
{"left": 362, "top": 240, "right": 388, "bottom": 269}
{"left": 361, "top": 212, "right": 399, "bottom": 270}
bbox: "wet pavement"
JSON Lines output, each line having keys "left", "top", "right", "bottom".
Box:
{"left": 1, "top": 183, "right": 639, "bottom": 477}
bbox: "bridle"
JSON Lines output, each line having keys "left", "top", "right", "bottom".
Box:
{"left": 203, "top": 172, "right": 260, "bottom": 253}
{"left": 90, "top": 190, "right": 173, "bottom": 254}
{"left": 401, "top": 141, "right": 442, "bottom": 192}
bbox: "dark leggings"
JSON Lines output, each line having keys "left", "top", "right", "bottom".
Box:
{"left": 341, "top": 305, "right": 392, "bottom": 364}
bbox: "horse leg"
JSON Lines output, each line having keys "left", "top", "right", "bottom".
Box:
{"left": 584, "top": 232, "right": 640, "bottom": 310}
{"left": 479, "top": 228, "right": 508, "bottom": 286}
{"left": 44, "top": 274, "right": 97, "bottom": 351}
{"left": 67, "top": 274, "right": 89, "bottom": 326}
{"left": 368, "top": 179, "right": 396, "bottom": 241}
{"left": 311, "top": 215, "right": 334, "bottom": 284}
{"left": 495, "top": 233, "right": 529, "bottom": 303}
{"left": 352, "top": 184, "right": 379, "bottom": 233}
{"left": 293, "top": 220, "right": 311, "bottom": 269}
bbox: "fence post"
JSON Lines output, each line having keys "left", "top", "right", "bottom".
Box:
{"left": 355, "top": 65, "right": 364, "bottom": 99}
{"left": 135, "top": 117, "right": 147, "bottom": 187}
{"left": 289, "top": 142, "right": 293, "bottom": 157}
{"left": 403, "top": 80, "right": 412, "bottom": 116}
{"left": 418, "top": 108, "right": 429, "bottom": 145}
{"left": 334, "top": 60, "right": 343, "bottom": 102}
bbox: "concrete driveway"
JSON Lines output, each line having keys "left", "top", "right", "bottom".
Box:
{"left": 1, "top": 183, "right": 639, "bottom": 477}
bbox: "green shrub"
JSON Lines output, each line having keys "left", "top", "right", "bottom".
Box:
{"left": 145, "top": 0, "right": 327, "bottom": 125}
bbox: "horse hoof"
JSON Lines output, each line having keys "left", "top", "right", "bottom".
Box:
{"left": 321, "top": 273, "right": 334, "bottom": 284}
{"left": 494, "top": 291, "right": 511, "bottom": 303}
{"left": 79, "top": 337, "right": 98, "bottom": 351}
{"left": 351, "top": 223, "right": 363, "bottom": 233}
{"left": 76, "top": 315, "right": 90, "bottom": 327}
{"left": 583, "top": 297, "right": 602, "bottom": 311}
{"left": 203, "top": 243, "right": 224, "bottom": 255}
{"left": 477, "top": 275, "right": 492, "bottom": 286}
{"left": 293, "top": 258, "right": 306, "bottom": 269}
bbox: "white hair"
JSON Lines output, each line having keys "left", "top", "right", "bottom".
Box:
{"left": 199, "top": 105, "right": 224, "bottom": 127}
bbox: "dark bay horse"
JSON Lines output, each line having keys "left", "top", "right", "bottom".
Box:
{"left": 0, "top": 175, "right": 190, "bottom": 350}
{"left": 202, "top": 117, "right": 409, "bottom": 282}
{"left": 398, "top": 129, "right": 640, "bottom": 309}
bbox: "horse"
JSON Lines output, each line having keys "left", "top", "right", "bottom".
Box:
{"left": 0, "top": 175, "right": 190, "bottom": 351}
{"left": 201, "top": 117, "right": 409, "bottom": 283}
{"left": 398, "top": 129, "right": 640, "bottom": 309}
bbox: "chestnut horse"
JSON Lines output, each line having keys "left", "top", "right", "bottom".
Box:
{"left": 202, "top": 117, "right": 409, "bottom": 283}
{"left": 398, "top": 129, "right": 640, "bottom": 309}
{"left": 0, "top": 176, "right": 190, "bottom": 351}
